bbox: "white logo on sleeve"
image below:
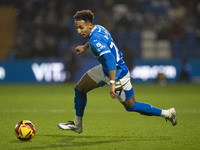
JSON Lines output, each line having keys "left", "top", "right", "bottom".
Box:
{"left": 96, "top": 42, "right": 105, "bottom": 52}
{"left": 96, "top": 42, "right": 101, "bottom": 47}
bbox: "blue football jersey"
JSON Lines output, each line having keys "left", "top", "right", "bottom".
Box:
{"left": 88, "top": 25, "right": 128, "bottom": 79}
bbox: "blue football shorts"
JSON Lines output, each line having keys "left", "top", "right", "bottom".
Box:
{"left": 87, "top": 64, "right": 134, "bottom": 102}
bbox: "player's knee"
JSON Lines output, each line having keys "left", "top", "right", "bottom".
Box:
{"left": 122, "top": 96, "right": 136, "bottom": 110}
{"left": 74, "top": 87, "right": 87, "bottom": 98}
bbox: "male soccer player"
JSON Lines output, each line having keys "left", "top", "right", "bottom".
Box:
{"left": 57, "top": 9, "right": 177, "bottom": 134}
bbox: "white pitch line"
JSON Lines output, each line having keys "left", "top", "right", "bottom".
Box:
{"left": 0, "top": 109, "right": 72, "bottom": 113}
{"left": 0, "top": 109, "right": 200, "bottom": 113}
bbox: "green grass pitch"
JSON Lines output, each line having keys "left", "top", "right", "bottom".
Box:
{"left": 0, "top": 83, "right": 200, "bottom": 150}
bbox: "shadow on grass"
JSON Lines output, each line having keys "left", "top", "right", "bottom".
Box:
{"left": 23, "top": 134, "right": 171, "bottom": 149}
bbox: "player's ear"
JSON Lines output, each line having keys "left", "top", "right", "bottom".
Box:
{"left": 89, "top": 22, "right": 93, "bottom": 29}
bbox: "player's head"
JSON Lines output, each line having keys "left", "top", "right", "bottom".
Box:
{"left": 73, "top": 9, "right": 94, "bottom": 39}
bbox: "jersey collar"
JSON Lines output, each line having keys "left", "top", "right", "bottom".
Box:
{"left": 89, "top": 25, "right": 97, "bottom": 37}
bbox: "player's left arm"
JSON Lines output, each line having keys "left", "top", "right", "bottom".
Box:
{"left": 90, "top": 38, "right": 118, "bottom": 98}
{"left": 101, "top": 53, "right": 118, "bottom": 99}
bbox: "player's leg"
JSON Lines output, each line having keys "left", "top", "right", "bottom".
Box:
{"left": 121, "top": 95, "right": 162, "bottom": 116}
{"left": 58, "top": 73, "right": 99, "bottom": 133}
{"left": 73, "top": 72, "right": 100, "bottom": 130}
{"left": 58, "top": 65, "right": 105, "bottom": 133}
{"left": 117, "top": 72, "right": 177, "bottom": 126}
{"left": 121, "top": 96, "right": 177, "bottom": 126}
{"left": 75, "top": 72, "right": 100, "bottom": 93}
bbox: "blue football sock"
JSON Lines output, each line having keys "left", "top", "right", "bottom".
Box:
{"left": 74, "top": 88, "right": 87, "bottom": 117}
{"left": 126, "top": 101, "right": 162, "bottom": 116}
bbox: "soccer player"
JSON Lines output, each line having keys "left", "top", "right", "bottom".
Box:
{"left": 57, "top": 9, "right": 177, "bottom": 134}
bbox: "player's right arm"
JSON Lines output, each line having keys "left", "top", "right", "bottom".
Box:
{"left": 75, "top": 43, "right": 89, "bottom": 54}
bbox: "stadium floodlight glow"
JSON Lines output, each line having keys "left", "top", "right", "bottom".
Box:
{"left": 32, "top": 63, "right": 66, "bottom": 82}
{"left": 0, "top": 66, "right": 6, "bottom": 80}
{"left": 130, "top": 65, "right": 177, "bottom": 81}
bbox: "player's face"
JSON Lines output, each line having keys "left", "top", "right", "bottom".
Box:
{"left": 75, "top": 20, "right": 93, "bottom": 39}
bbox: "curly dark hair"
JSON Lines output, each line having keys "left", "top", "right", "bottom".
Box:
{"left": 73, "top": 9, "right": 94, "bottom": 23}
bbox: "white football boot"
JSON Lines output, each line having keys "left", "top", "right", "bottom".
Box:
{"left": 165, "top": 108, "right": 177, "bottom": 126}
{"left": 57, "top": 121, "right": 83, "bottom": 134}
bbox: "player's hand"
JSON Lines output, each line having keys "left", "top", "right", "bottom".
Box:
{"left": 75, "top": 45, "right": 85, "bottom": 54}
{"left": 110, "top": 83, "right": 118, "bottom": 99}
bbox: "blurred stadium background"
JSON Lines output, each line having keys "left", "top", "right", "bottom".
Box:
{"left": 0, "top": 0, "right": 200, "bottom": 84}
